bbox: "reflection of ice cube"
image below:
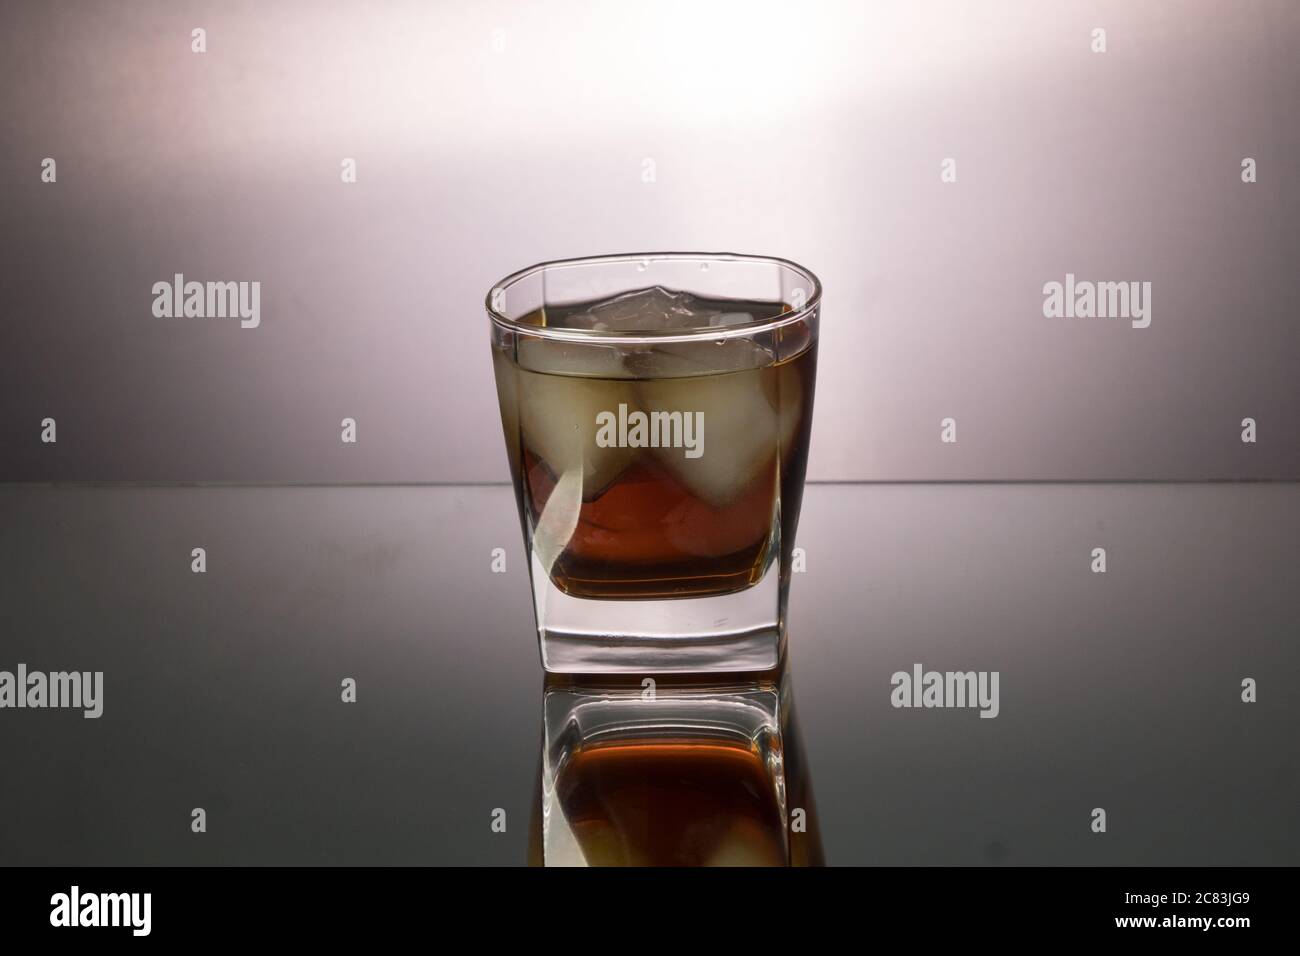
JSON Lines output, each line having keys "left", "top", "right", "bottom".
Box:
{"left": 705, "top": 819, "right": 787, "bottom": 867}
{"left": 563, "top": 286, "right": 722, "bottom": 332}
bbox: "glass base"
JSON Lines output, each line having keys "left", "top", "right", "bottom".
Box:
{"left": 531, "top": 553, "right": 786, "bottom": 673}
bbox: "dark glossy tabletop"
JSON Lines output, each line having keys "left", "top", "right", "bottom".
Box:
{"left": 1, "top": 482, "right": 1296, "bottom": 865}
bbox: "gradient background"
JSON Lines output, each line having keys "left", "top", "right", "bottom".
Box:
{"left": 1, "top": 1, "right": 1297, "bottom": 871}
{"left": 2, "top": 0, "right": 1297, "bottom": 482}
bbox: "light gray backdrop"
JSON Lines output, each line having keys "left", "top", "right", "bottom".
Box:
{"left": 2, "top": 0, "right": 1297, "bottom": 482}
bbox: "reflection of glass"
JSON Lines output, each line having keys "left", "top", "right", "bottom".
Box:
{"left": 529, "top": 665, "right": 822, "bottom": 866}
{"left": 487, "top": 253, "right": 820, "bottom": 673}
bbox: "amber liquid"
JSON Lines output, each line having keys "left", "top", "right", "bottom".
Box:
{"left": 555, "top": 737, "right": 788, "bottom": 867}
{"left": 494, "top": 298, "right": 817, "bottom": 599}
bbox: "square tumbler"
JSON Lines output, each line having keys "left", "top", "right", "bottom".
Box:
{"left": 487, "top": 253, "right": 819, "bottom": 672}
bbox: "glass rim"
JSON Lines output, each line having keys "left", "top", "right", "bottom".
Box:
{"left": 485, "top": 251, "right": 822, "bottom": 345}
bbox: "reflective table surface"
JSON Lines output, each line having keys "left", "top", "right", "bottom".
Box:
{"left": 2, "top": 482, "right": 1296, "bottom": 865}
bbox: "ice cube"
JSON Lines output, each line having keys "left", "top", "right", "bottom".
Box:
{"left": 625, "top": 337, "right": 777, "bottom": 379}
{"left": 531, "top": 467, "right": 584, "bottom": 576}
{"left": 516, "top": 337, "right": 627, "bottom": 377}
{"left": 635, "top": 361, "right": 802, "bottom": 508}
{"left": 560, "top": 286, "right": 723, "bottom": 333}
{"left": 708, "top": 311, "right": 755, "bottom": 328}
{"left": 516, "top": 338, "right": 638, "bottom": 497}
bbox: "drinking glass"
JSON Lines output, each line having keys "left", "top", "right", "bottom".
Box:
{"left": 486, "top": 252, "right": 820, "bottom": 672}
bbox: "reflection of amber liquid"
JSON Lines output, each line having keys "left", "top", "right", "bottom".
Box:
{"left": 531, "top": 669, "right": 825, "bottom": 867}
{"left": 555, "top": 737, "right": 787, "bottom": 867}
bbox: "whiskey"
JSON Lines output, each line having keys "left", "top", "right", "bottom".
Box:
{"left": 492, "top": 287, "right": 816, "bottom": 599}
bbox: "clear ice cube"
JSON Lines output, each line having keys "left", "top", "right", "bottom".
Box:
{"left": 514, "top": 340, "right": 637, "bottom": 496}
{"left": 636, "top": 368, "right": 793, "bottom": 507}
{"left": 562, "top": 286, "right": 723, "bottom": 332}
